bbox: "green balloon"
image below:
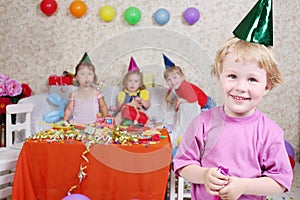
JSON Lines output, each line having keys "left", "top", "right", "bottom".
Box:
{"left": 124, "top": 7, "right": 141, "bottom": 25}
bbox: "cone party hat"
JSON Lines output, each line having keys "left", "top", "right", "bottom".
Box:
{"left": 80, "top": 52, "right": 92, "bottom": 64}
{"left": 127, "top": 57, "right": 140, "bottom": 72}
{"left": 163, "top": 53, "right": 175, "bottom": 69}
{"left": 233, "top": 0, "right": 273, "bottom": 46}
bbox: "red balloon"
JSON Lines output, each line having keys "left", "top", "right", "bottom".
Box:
{"left": 288, "top": 155, "right": 295, "bottom": 170}
{"left": 40, "top": 0, "right": 58, "bottom": 16}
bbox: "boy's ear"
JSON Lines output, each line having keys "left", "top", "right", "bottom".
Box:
{"left": 263, "top": 84, "right": 271, "bottom": 96}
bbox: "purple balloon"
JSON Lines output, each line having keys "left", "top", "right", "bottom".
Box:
{"left": 62, "top": 194, "right": 90, "bottom": 200}
{"left": 285, "top": 140, "right": 295, "bottom": 158}
{"left": 183, "top": 7, "right": 200, "bottom": 25}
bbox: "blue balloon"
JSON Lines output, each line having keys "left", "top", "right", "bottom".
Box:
{"left": 48, "top": 93, "right": 63, "bottom": 106}
{"left": 43, "top": 93, "right": 69, "bottom": 123}
{"left": 172, "top": 147, "right": 178, "bottom": 158}
{"left": 43, "top": 110, "right": 63, "bottom": 123}
{"left": 183, "top": 7, "right": 200, "bottom": 25}
{"left": 154, "top": 8, "right": 170, "bottom": 26}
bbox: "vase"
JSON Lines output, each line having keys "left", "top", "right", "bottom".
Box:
{"left": 0, "top": 114, "right": 5, "bottom": 147}
{"left": 0, "top": 113, "right": 16, "bottom": 147}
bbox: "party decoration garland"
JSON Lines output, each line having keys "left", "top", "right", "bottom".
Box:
{"left": 27, "top": 122, "right": 163, "bottom": 196}
{"left": 67, "top": 143, "right": 90, "bottom": 196}
{"left": 38, "top": 2, "right": 202, "bottom": 26}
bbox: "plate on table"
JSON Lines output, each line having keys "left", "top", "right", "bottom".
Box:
{"left": 51, "top": 124, "right": 74, "bottom": 131}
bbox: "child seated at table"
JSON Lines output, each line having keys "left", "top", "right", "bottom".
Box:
{"left": 63, "top": 52, "right": 109, "bottom": 125}
{"left": 114, "top": 57, "right": 150, "bottom": 126}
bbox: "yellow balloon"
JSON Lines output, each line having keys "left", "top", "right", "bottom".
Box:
{"left": 99, "top": 5, "right": 116, "bottom": 22}
{"left": 177, "top": 135, "right": 183, "bottom": 146}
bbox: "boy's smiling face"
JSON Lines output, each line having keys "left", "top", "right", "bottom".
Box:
{"left": 218, "top": 51, "right": 270, "bottom": 117}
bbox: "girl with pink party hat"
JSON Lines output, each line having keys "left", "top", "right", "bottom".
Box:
{"left": 114, "top": 57, "right": 150, "bottom": 125}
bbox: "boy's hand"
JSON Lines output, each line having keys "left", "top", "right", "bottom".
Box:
{"left": 203, "top": 168, "right": 229, "bottom": 196}
{"left": 218, "top": 177, "right": 243, "bottom": 200}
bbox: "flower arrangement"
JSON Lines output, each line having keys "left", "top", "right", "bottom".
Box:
{"left": 0, "top": 73, "right": 32, "bottom": 114}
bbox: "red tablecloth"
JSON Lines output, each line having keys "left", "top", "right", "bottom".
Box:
{"left": 12, "top": 129, "right": 172, "bottom": 200}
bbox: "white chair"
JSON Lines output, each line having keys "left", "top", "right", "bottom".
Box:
{"left": 18, "top": 94, "right": 52, "bottom": 133}
{"left": 0, "top": 148, "right": 20, "bottom": 199}
{"left": 169, "top": 169, "right": 191, "bottom": 200}
{"left": 6, "top": 103, "right": 33, "bottom": 149}
{"left": 0, "top": 103, "right": 33, "bottom": 199}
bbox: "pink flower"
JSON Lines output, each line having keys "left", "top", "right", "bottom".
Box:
{"left": 0, "top": 74, "right": 9, "bottom": 97}
{"left": 0, "top": 74, "right": 8, "bottom": 85}
{"left": 5, "top": 79, "right": 22, "bottom": 97}
{"left": 0, "top": 85, "right": 6, "bottom": 97}
{"left": 0, "top": 74, "right": 33, "bottom": 113}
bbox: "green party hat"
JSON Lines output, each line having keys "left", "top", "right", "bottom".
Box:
{"left": 80, "top": 52, "right": 92, "bottom": 64}
{"left": 233, "top": 0, "right": 273, "bottom": 46}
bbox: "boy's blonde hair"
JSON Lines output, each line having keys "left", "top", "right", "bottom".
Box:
{"left": 122, "top": 71, "right": 146, "bottom": 90}
{"left": 211, "top": 37, "right": 282, "bottom": 89}
{"left": 163, "top": 66, "right": 185, "bottom": 80}
{"left": 74, "top": 62, "right": 97, "bottom": 86}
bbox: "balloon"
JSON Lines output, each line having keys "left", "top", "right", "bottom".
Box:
{"left": 43, "top": 110, "right": 62, "bottom": 123}
{"left": 124, "top": 7, "right": 141, "bottom": 25}
{"left": 153, "top": 8, "right": 170, "bottom": 26}
{"left": 40, "top": 0, "right": 58, "bottom": 16}
{"left": 177, "top": 135, "right": 183, "bottom": 146}
{"left": 62, "top": 194, "right": 90, "bottom": 200}
{"left": 99, "top": 5, "right": 116, "bottom": 22}
{"left": 70, "top": 0, "right": 87, "bottom": 18}
{"left": 43, "top": 93, "right": 69, "bottom": 123}
{"left": 288, "top": 155, "right": 295, "bottom": 170}
{"left": 284, "top": 140, "right": 295, "bottom": 158}
{"left": 48, "top": 93, "right": 63, "bottom": 105}
{"left": 172, "top": 147, "right": 178, "bottom": 158}
{"left": 183, "top": 7, "right": 200, "bottom": 25}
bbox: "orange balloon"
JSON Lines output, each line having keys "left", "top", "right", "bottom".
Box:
{"left": 69, "top": 1, "right": 87, "bottom": 18}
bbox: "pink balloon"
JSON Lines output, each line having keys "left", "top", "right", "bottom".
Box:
{"left": 62, "top": 194, "right": 90, "bottom": 200}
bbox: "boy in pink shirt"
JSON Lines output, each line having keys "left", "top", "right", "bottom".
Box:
{"left": 173, "top": 0, "right": 293, "bottom": 199}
